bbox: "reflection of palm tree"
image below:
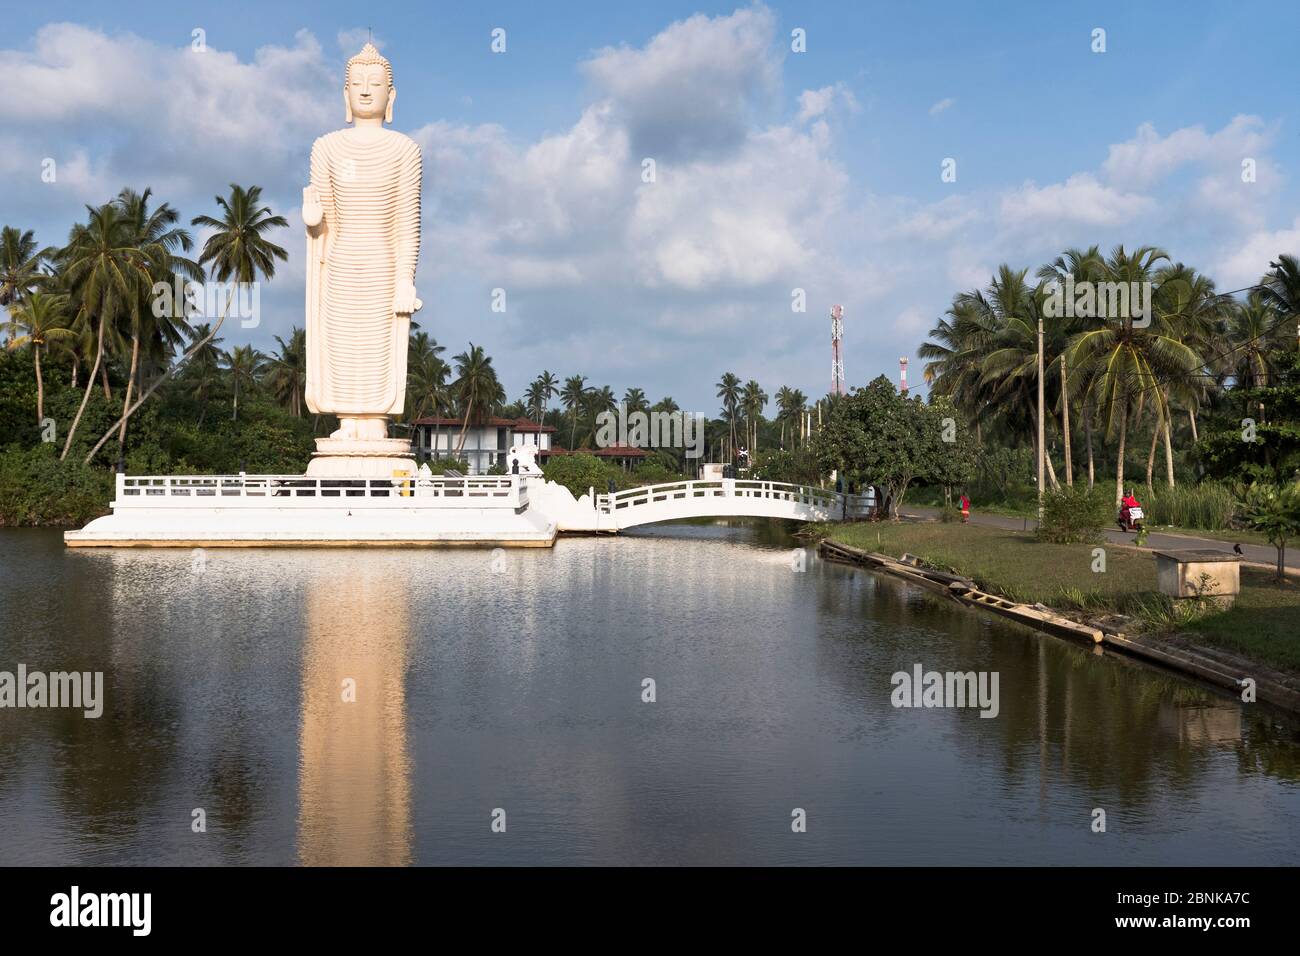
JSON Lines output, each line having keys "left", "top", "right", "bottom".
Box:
{"left": 2, "top": 291, "right": 73, "bottom": 424}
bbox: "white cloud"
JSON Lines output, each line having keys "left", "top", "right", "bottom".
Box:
{"left": 1213, "top": 217, "right": 1300, "bottom": 289}
{"left": 928, "top": 97, "right": 955, "bottom": 116}
{"left": 1102, "top": 116, "right": 1275, "bottom": 189}
{"left": 1000, "top": 173, "right": 1154, "bottom": 231}
{"left": 797, "top": 83, "right": 859, "bottom": 123}
{"left": 581, "top": 5, "right": 780, "bottom": 160}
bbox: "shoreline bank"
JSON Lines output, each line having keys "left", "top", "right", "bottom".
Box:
{"left": 819, "top": 535, "right": 1300, "bottom": 714}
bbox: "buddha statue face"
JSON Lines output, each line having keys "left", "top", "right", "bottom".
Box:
{"left": 344, "top": 44, "right": 395, "bottom": 124}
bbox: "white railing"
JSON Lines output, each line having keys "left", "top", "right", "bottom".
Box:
{"left": 596, "top": 479, "right": 850, "bottom": 516}
{"left": 114, "top": 473, "right": 528, "bottom": 510}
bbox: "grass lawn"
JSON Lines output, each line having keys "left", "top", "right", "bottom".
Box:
{"left": 826, "top": 520, "right": 1300, "bottom": 674}
{"left": 1180, "top": 570, "right": 1300, "bottom": 673}
{"left": 830, "top": 521, "right": 1156, "bottom": 606}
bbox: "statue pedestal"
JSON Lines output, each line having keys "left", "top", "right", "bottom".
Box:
{"left": 306, "top": 437, "right": 414, "bottom": 477}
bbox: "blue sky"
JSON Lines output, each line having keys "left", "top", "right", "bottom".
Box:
{"left": 3, "top": 1, "right": 1297, "bottom": 413}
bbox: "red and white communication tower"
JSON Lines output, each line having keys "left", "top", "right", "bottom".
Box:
{"left": 830, "top": 305, "right": 845, "bottom": 396}
{"left": 899, "top": 356, "right": 909, "bottom": 396}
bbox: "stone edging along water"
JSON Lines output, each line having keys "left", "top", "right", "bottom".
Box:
{"left": 818, "top": 538, "right": 1300, "bottom": 714}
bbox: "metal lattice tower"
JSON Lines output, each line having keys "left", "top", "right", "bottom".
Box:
{"left": 830, "top": 305, "right": 845, "bottom": 396}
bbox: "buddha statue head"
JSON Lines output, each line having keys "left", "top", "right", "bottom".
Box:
{"left": 344, "top": 43, "right": 395, "bottom": 124}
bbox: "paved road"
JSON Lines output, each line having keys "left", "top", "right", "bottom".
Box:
{"left": 899, "top": 505, "right": 1296, "bottom": 571}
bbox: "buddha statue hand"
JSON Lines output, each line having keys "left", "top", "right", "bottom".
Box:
{"left": 393, "top": 276, "right": 421, "bottom": 316}
{"left": 302, "top": 185, "right": 323, "bottom": 229}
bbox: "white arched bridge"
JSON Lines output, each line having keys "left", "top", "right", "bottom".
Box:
{"left": 64, "top": 473, "right": 874, "bottom": 547}
{"left": 587, "top": 479, "right": 874, "bottom": 532}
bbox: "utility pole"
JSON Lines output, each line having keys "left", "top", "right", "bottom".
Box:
{"left": 1037, "top": 310, "right": 1045, "bottom": 520}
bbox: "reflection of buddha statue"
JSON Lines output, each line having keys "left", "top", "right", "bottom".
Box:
{"left": 297, "top": 559, "right": 412, "bottom": 865}
{"left": 303, "top": 43, "right": 422, "bottom": 475}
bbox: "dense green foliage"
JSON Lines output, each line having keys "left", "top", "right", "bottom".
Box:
{"left": 542, "top": 453, "right": 628, "bottom": 499}
{"left": 0, "top": 443, "right": 114, "bottom": 526}
{"left": 811, "top": 376, "right": 976, "bottom": 517}
{"left": 1236, "top": 481, "right": 1300, "bottom": 580}
{"left": 1036, "top": 484, "right": 1112, "bottom": 543}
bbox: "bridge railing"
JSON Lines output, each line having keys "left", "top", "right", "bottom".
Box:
{"left": 113, "top": 473, "right": 527, "bottom": 509}
{"left": 597, "top": 479, "right": 845, "bottom": 515}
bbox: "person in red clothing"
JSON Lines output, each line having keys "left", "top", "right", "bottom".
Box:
{"left": 960, "top": 492, "right": 971, "bottom": 523}
{"left": 1119, "top": 489, "right": 1141, "bottom": 529}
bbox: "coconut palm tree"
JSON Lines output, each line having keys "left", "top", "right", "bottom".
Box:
{"left": 407, "top": 351, "right": 450, "bottom": 421}
{"left": 2, "top": 292, "right": 73, "bottom": 425}
{"left": 110, "top": 187, "right": 201, "bottom": 456}
{"left": 523, "top": 379, "right": 547, "bottom": 425}
{"left": 57, "top": 202, "right": 152, "bottom": 460}
{"left": 716, "top": 372, "right": 741, "bottom": 460}
{"left": 971, "top": 266, "right": 1063, "bottom": 489}
{"left": 623, "top": 387, "right": 648, "bottom": 414}
{"left": 183, "top": 322, "right": 224, "bottom": 425}
{"left": 740, "top": 379, "right": 767, "bottom": 451}
{"left": 0, "top": 226, "right": 50, "bottom": 311}
{"left": 583, "top": 385, "right": 617, "bottom": 446}
{"left": 535, "top": 370, "right": 559, "bottom": 420}
{"left": 82, "top": 183, "right": 287, "bottom": 465}
{"left": 221, "top": 344, "right": 267, "bottom": 421}
{"left": 451, "top": 343, "right": 503, "bottom": 456}
{"left": 1037, "top": 246, "right": 1105, "bottom": 486}
{"left": 920, "top": 294, "right": 1001, "bottom": 440}
{"left": 265, "top": 327, "right": 307, "bottom": 417}
{"left": 1066, "top": 246, "right": 1201, "bottom": 504}
{"left": 1261, "top": 254, "right": 1300, "bottom": 325}
{"left": 561, "top": 374, "right": 589, "bottom": 448}
{"left": 408, "top": 331, "right": 444, "bottom": 369}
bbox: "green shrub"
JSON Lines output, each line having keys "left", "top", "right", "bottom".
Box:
{"left": 422, "top": 458, "right": 469, "bottom": 475}
{"left": 631, "top": 459, "right": 681, "bottom": 485}
{"left": 0, "top": 443, "right": 114, "bottom": 526}
{"left": 542, "top": 453, "right": 626, "bottom": 499}
{"left": 1036, "top": 484, "right": 1111, "bottom": 543}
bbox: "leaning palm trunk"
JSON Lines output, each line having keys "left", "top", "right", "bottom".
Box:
{"left": 61, "top": 313, "right": 108, "bottom": 460}
{"left": 83, "top": 289, "right": 235, "bottom": 466}
{"left": 455, "top": 399, "right": 475, "bottom": 458}
{"left": 1059, "top": 356, "right": 1072, "bottom": 486}
{"left": 1188, "top": 408, "right": 1198, "bottom": 442}
{"left": 117, "top": 332, "right": 140, "bottom": 454}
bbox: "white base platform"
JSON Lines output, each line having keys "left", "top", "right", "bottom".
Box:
{"left": 64, "top": 474, "right": 557, "bottom": 548}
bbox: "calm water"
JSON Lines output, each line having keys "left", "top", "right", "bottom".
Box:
{"left": 1, "top": 522, "right": 1297, "bottom": 866}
